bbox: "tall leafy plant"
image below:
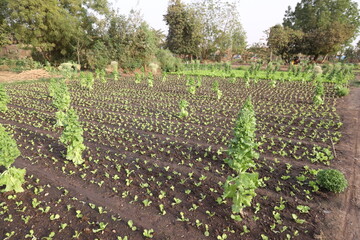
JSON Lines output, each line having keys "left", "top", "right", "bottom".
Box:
{"left": 49, "top": 79, "right": 71, "bottom": 127}
{"left": 60, "top": 108, "right": 86, "bottom": 165}
{"left": 223, "top": 97, "right": 259, "bottom": 215}
{"left": 0, "top": 124, "right": 26, "bottom": 193}
{"left": 0, "top": 84, "right": 10, "bottom": 112}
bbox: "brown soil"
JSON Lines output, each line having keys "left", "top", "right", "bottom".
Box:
{"left": 321, "top": 74, "right": 360, "bottom": 240}
{"left": 0, "top": 69, "right": 53, "bottom": 83}
{"left": 1, "top": 74, "right": 360, "bottom": 239}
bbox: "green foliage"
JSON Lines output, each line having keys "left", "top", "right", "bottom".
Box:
{"left": 179, "top": 100, "right": 189, "bottom": 118}
{"left": 267, "top": 25, "right": 303, "bottom": 63}
{"left": 191, "top": 0, "right": 246, "bottom": 60}
{"left": 85, "top": 40, "right": 110, "bottom": 70}
{"left": 164, "top": 0, "right": 203, "bottom": 58}
{"left": 225, "top": 98, "right": 259, "bottom": 173}
{"left": 6, "top": 0, "right": 109, "bottom": 64}
{"left": 223, "top": 173, "right": 259, "bottom": 213}
{"left": 0, "top": 167, "right": 26, "bottom": 193}
{"left": 0, "top": 124, "right": 26, "bottom": 193}
{"left": 283, "top": 0, "right": 360, "bottom": 59}
{"left": 335, "top": 85, "right": 350, "bottom": 96}
{"left": 0, "top": 84, "right": 10, "bottom": 112}
{"left": 55, "top": 110, "right": 67, "bottom": 128}
{"left": 80, "top": 72, "right": 94, "bottom": 90}
{"left": 0, "top": 58, "right": 43, "bottom": 72}
{"left": 59, "top": 108, "right": 86, "bottom": 165}
{"left": 156, "top": 49, "right": 183, "bottom": 72}
{"left": 317, "top": 169, "right": 348, "bottom": 193}
{"left": 223, "top": 97, "right": 259, "bottom": 214}
{"left": 147, "top": 72, "right": 154, "bottom": 87}
{"left": 0, "top": 124, "right": 20, "bottom": 168}
{"left": 313, "top": 81, "right": 324, "bottom": 106}
{"left": 313, "top": 95, "right": 324, "bottom": 106}
{"left": 51, "top": 79, "right": 71, "bottom": 111}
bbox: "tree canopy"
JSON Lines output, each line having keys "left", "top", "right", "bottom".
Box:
{"left": 164, "top": 0, "right": 246, "bottom": 61}
{"left": 283, "top": 0, "right": 360, "bottom": 60}
{"left": 267, "top": 24, "right": 303, "bottom": 63}
{"left": 3, "top": 0, "right": 109, "bottom": 63}
{"left": 164, "top": 0, "right": 203, "bottom": 59}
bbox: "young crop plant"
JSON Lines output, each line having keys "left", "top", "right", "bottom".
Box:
{"left": 59, "top": 108, "right": 86, "bottom": 165}
{"left": 178, "top": 100, "right": 189, "bottom": 119}
{"left": 0, "top": 84, "right": 10, "bottom": 112}
{"left": 135, "top": 73, "right": 142, "bottom": 84}
{"left": 212, "top": 80, "right": 222, "bottom": 100}
{"left": 50, "top": 79, "right": 71, "bottom": 127}
{"left": 148, "top": 72, "right": 154, "bottom": 87}
{"left": 51, "top": 79, "right": 71, "bottom": 111}
{"left": 317, "top": 169, "right": 348, "bottom": 193}
{"left": 334, "top": 84, "right": 349, "bottom": 96}
{"left": 0, "top": 124, "right": 26, "bottom": 193}
{"left": 100, "top": 69, "right": 107, "bottom": 83}
{"left": 223, "top": 97, "right": 259, "bottom": 214}
{"left": 80, "top": 72, "right": 94, "bottom": 90}
{"left": 313, "top": 81, "right": 324, "bottom": 106}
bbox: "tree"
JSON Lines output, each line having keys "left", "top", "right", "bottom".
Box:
{"left": 164, "top": 0, "right": 203, "bottom": 59}
{"left": 283, "top": 0, "right": 360, "bottom": 60}
{"left": 267, "top": 24, "right": 304, "bottom": 63}
{"left": 343, "top": 40, "right": 360, "bottom": 62}
{"left": 191, "top": 0, "right": 246, "bottom": 60}
{"left": 3, "top": 0, "right": 109, "bottom": 63}
{"left": 131, "top": 22, "right": 159, "bottom": 71}
{"left": 231, "top": 25, "right": 247, "bottom": 58}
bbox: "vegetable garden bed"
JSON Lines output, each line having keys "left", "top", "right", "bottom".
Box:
{"left": 0, "top": 74, "right": 353, "bottom": 239}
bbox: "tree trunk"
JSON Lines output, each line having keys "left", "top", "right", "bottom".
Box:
{"left": 321, "top": 54, "right": 328, "bottom": 63}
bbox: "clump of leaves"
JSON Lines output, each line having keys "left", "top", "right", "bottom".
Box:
{"left": 50, "top": 79, "right": 71, "bottom": 111}
{"left": 313, "top": 81, "right": 324, "bottom": 106}
{"left": 0, "top": 84, "right": 10, "bottom": 112}
{"left": 80, "top": 72, "right": 94, "bottom": 90}
{"left": 317, "top": 169, "right": 348, "bottom": 193}
{"left": 60, "top": 108, "right": 86, "bottom": 165}
{"left": 334, "top": 85, "right": 349, "bottom": 97}
{"left": 0, "top": 124, "right": 26, "bottom": 193}
{"left": 223, "top": 97, "right": 259, "bottom": 214}
{"left": 179, "top": 100, "right": 189, "bottom": 118}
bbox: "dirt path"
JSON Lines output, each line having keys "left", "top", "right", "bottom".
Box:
{"left": 323, "top": 76, "right": 360, "bottom": 240}
{"left": 0, "top": 69, "right": 53, "bottom": 83}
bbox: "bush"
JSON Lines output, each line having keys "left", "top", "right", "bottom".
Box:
{"left": 335, "top": 85, "right": 350, "bottom": 96}
{"left": 58, "top": 62, "right": 80, "bottom": 72}
{"left": 313, "top": 65, "right": 323, "bottom": 75}
{"left": 148, "top": 62, "right": 159, "bottom": 74}
{"left": 85, "top": 40, "right": 110, "bottom": 70}
{"left": 317, "top": 169, "right": 348, "bottom": 193}
{"left": 156, "top": 49, "right": 183, "bottom": 72}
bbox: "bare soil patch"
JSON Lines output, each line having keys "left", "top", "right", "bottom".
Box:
{"left": 321, "top": 74, "right": 360, "bottom": 240}
{"left": 0, "top": 69, "right": 52, "bottom": 83}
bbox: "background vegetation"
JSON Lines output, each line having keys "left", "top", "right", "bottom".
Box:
{"left": 0, "top": 0, "right": 359, "bottom": 70}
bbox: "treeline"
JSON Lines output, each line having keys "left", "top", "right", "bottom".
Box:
{"left": 0, "top": 0, "right": 359, "bottom": 69}
{"left": 267, "top": 0, "right": 360, "bottom": 63}
{"left": 0, "top": 0, "right": 246, "bottom": 71}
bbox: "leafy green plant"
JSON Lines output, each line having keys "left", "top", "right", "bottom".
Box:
{"left": 143, "top": 229, "right": 154, "bottom": 238}
{"left": 0, "top": 84, "right": 10, "bottom": 112}
{"left": 0, "top": 124, "right": 20, "bottom": 169}
{"left": 178, "top": 100, "right": 189, "bottom": 118}
{"left": 334, "top": 85, "right": 349, "bottom": 96}
{"left": 223, "top": 97, "right": 259, "bottom": 214}
{"left": 59, "top": 108, "right": 86, "bottom": 165}
{"left": 317, "top": 169, "right": 348, "bottom": 193}
{"left": 0, "top": 124, "right": 26, "bottom": 193}
{"left": 0, "top": 167, "right": 26, "bottom": 193}
{"left": 51, "top": 79, "right": 71, "bottom": 111}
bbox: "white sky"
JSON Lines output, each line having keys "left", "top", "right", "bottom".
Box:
{"left": 110, "top": 0, "right": 360, "bottom": 46}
